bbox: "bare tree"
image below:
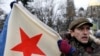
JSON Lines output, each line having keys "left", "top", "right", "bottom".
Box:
{"left": 66, "top": 0, "right": 75, "bottom": 30}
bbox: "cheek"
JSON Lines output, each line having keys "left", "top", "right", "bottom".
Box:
{"left": 73, "top": 32, "right": 82, "bottom": 39}
{"left": 74, "top": 31, "right": 82, "bottom": 36}
{"left": 74, "top": 33, "right": 83, "bottom": 42}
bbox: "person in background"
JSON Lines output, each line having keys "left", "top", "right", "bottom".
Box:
{"left": 94, "top": 30, "right": 100, "bottom": 39}
{"left": 58, "top": 17, "right": 100, "bottom": 56}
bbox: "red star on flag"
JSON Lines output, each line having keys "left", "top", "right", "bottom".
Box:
{"left": 11, "top": 28, "right": 45, "bottom": 56}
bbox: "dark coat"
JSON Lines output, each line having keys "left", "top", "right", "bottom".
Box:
{"left": 59, "top": 33, "right": 100, "bottom": 56}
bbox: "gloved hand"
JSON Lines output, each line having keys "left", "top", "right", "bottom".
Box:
{"left": 57, "top": 39, "right": 75, "bottom": 54}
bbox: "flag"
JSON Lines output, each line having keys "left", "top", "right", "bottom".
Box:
{"left": 0, "top": 11, "right": 11, "bottom": 56}
{"left": 4, "top": 3, "right": 61, "bottom": 56}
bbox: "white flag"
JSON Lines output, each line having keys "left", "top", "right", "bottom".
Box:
{"left": 4, "top": 4, "right": 61, "bottom": 56}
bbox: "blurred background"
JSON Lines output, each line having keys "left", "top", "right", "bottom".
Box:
{"left": 0, "top": 0, "right": 100, "bottom": 35}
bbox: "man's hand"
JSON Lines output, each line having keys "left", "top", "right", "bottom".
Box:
{"left": 57, "top": 39, "right": 75, "bottom": 54}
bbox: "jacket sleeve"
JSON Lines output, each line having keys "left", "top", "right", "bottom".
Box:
{"left": 57, "top": 39, "right": 75, "bottom": 54}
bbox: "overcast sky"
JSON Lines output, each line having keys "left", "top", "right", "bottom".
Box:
{"left": 74, "top": 0, "right": 90, "bottom": 9}
{"left": 0, "top": 0, "right": 14, "bottom": 13}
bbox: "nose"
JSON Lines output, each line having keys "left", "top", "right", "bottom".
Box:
{"left": 83, "top": 29, "right": 89, "bottom": 35}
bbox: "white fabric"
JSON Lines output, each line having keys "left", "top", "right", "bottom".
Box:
{"left": 4, "top": 3, "right": 61, "bottom": 56}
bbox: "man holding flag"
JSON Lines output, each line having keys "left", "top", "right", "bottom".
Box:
{"left": 58, "top": 18, "right": 100, "bottom": 56}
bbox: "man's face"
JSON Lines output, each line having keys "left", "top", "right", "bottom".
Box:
{"left": 71, "top": 24, "right": 91, "bottom": 44}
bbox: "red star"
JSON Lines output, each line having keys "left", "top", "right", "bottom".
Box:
{"left": 11, "top": 28, "right": 45, "bottom": 56}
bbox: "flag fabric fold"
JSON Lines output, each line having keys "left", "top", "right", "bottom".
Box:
{"left": 4, "top": 3, "right": 61, "bottom": 56}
